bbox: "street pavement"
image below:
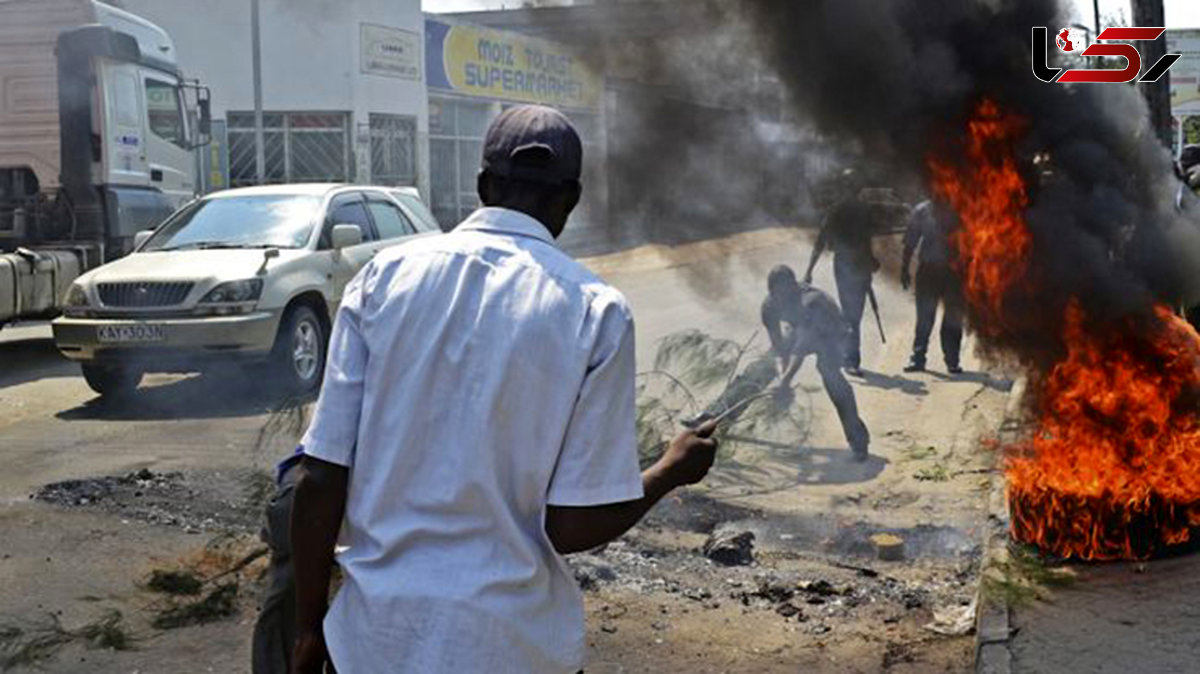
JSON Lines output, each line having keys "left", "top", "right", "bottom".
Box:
{"left": 1009, "top": 552, "right": 1200, "bottom": 673}
{"left": 0, "top": 226, "right": 1008, "bottom": 672}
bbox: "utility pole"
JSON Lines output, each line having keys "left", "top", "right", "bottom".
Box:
{"left": 1093, "top": 0, "right": 1101, "bottom": 36}
{"left": 251, "top": 0, "right": 266, "bottom": 183}
{"left": 1132, "top": 0, "right": 1173, "bottom": 149}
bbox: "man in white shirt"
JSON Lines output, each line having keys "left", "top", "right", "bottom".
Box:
{"left": 290, "top": 105, "right": 719, "bottom": 674}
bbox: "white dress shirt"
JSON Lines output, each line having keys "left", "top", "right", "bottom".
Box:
{"left": 301, "top": 207, "right": 644, "bottom": 673}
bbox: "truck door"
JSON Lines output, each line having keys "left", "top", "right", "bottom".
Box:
{"left": 100, "top": 62, "right": 150, "bottom": 188}
{"left": 140, "top": 70, "right": 195, "bottom": 209}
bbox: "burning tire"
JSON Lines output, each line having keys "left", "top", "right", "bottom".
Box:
{"left": 270, "top": 305, "right": 326, "bottom": 396}
{"left": 81, "top": 362, "right": 142, "bottom": 398}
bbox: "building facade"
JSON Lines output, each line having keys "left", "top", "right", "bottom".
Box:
{"left": 423, "top": 16, "right": 607, "bottom": 248}
{"left": 120, "top": 0, "right": 429, "bottom": 197}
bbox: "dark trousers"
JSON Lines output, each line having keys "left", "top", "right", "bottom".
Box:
{"left": 910, "top": 265, "right": 964, "bottom": 368}
{"left": 252, "top": 466, "right": 299, "bottom": 674}
{"left": 833, "top": 258, "right": 872, "bottom": 369}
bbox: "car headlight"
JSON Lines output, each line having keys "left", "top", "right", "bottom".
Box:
{"left": 199, "top": 279, "right": 263, "bottom": 304}
{"left": 63, "top": 283, "right": 89, "bottom": 308}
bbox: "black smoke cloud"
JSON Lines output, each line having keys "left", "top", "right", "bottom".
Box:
{"left": 738, "top": 0, "right": 1200, "bottom": 367}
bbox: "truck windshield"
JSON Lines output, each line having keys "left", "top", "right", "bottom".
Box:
{"left": 142, "top": 195, "right": 320, "bottom": 251}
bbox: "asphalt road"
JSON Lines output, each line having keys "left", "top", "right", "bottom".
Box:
{"left": 0, "top": 227, "right": 914, "bottom": 501}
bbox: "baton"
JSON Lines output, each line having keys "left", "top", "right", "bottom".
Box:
{"left": 867, "top": 285, "right": 887, "bottom": 344}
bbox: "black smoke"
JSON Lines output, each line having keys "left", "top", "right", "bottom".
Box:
{"left": 737, "top": 0, "right": 1200, "bottom": 368}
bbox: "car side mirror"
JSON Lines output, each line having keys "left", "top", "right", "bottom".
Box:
{"left": 330, "top": 224, "right": 364, "bottom": 250}
{"left": 198, "top": 97, "right": 212, "bottom": 137}
{"left": 133, "top": 230, "right": 154, "bottom": 250}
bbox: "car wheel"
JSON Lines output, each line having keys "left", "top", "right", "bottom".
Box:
{"left": 271, "top": 305, "right": 326, "bottom": 395}
{"left": 81, "top": 363, "right": 143, "bottom": 397}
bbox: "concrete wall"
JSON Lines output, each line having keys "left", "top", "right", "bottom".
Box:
{"left": 119, "top": 0, "right": 429, "bottom": 197}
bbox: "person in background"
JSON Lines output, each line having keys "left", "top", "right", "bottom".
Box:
{"left": 803, "top": 168, "right": 880, "bottom": 378}
{"left": 288, "top": 105, "right": 719, "bottom": 674}
{"left": 763, "top": 265, "right": 870, "bottom": 461}
{"left": 900, "top": 199, "right": 965, "bottom": 374}
{"left": 683, "top": 265, "right": 869, "bottom": 462}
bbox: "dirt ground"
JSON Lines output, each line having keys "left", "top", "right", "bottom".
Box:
{"left": 0, "top": 227, "right": 1011, "bottom": 672}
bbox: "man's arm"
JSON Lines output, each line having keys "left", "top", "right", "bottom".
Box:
{"left": 545, "top": 421, "right": 717, "bottom": 554}
{"left": 762, "top": 302, "right": 792, "bottom": 377}
{"left": 803, "top": 223, "right": 829, "bottom": 284}
{"left": 290, "top": 457, "right": 348, "bottom": 672}
{"left": 900, "top": 206, "right": 925, "bottom": 290}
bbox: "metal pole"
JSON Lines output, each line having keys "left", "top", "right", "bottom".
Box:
{"left": 251, "top": 0, "right": 265, "bottom": 184}
{"left": 1093, "top": 0, "right": 1101, "bottom": 37}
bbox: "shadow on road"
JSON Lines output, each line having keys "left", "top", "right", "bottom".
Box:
{"left": 927, "top": 370, "right": 1012, "bottom": 392}
{"left": 854, "top": 369, "right": 928, "bottom": 396}
{"left": 0, "top": 335, "right": 75, "bottom": 388}
{"left": 56, "top": 373, "right": 313, "bottom": 422}
{"left": 716, "top": 438, "right": 888, "bottom": 494}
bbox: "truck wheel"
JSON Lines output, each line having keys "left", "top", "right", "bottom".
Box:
{"left": 81, "top": 363, "right": 142, "bottom": 397}
{"left": 271, "top": 305, "right": 326, "bottom": 395}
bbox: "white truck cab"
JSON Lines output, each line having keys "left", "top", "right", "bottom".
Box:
{"left": 0, "top": 0, "right": 210, "bottom": 328}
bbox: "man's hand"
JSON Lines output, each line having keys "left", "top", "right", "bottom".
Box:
{"left": 291, "top": 629, "right": 329, "bottom": 674}
{"left": 900, "top": 269, "right": 911, "bottom": 291}
{"left": 654, "top": 420, "right": 719, "bottom": 488}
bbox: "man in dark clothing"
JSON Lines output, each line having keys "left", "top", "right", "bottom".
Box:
{"left": 251, "top": 451, "right": 302, "bottom": 674}
{"left": 683, "top": 266, "right": 869, "bottom": 460}
{"left": 764, "top": 265, "right": 870, "bottom": 460}
{"left": 901, "top": 200, "right": 965, "bottom": 374}
{"left": 803, "top": 172, "right": 882, "bottom": 377}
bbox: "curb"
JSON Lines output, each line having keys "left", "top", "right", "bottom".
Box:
{"left": 974, "top": 376, "right": 1026, "bottom": 674}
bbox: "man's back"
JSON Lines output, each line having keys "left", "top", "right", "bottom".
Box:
{"left": 301, "top": 207, "right": 643, "bottom": 672}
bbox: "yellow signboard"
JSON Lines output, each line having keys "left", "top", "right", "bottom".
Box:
{"left": 427, "top": 19, "right": 601, "bottom": 109}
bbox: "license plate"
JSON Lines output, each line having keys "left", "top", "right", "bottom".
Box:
{"left": 97, "top": 323, "right": 166, "bottom": 344}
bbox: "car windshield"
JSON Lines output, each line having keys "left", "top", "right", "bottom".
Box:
{"left": 392, "top": 191, "right": 441, "bottom": 233}
{"left": 142, "top": 195, "right": 321, "bottom": 251}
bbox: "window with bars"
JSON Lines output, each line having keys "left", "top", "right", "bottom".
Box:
{"left": 227, "top": 112, "right": 351, "bottom": 186}
{"left": 368, "top": 114, "right": 417, "bottom": 186}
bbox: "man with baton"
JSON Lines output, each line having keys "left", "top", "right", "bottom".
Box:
{"left": 288, "top": 106, "right": 718, "bottom": 674}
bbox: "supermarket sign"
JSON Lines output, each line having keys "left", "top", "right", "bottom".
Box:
{"left": 425, "top": 18, "right": 601, "bottom": 109}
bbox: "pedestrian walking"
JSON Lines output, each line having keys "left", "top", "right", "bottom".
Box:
{"left": 901, "top": 199, "right": 964, "bottom": 374}
{"left": 288, "top": 105, "right": 718, "bottom": 674}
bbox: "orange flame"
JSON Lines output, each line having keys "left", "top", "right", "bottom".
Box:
{"left": 930, "top": 100, "right": 1200, "bottom": 560}
{"left": 928, "top": 100, "right": 1031, "bottom": 335}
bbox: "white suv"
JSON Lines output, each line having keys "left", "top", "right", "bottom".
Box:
{"left": 52, "top": 183, "right": 439, "bottom": 397}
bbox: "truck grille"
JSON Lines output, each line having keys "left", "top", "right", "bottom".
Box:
{"left": 98, "top": 282, "right": 194, "bottom": 308}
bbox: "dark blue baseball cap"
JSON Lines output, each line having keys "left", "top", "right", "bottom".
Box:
{"left": 482, "top": 105, "right": 582, "bottom": 186}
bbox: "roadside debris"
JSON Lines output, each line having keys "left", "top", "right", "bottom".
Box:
{"left": 32, "top": 468, "right": 268, "bottom": 533}
{"left": 151, "top": 584, "right": 238, "bottom": 630}
{"left": 923, "top": 597, "right": 977, "bottom": 636}
{"left": 0, "top": 610, "right": 132, "bottom": 670}
{"left": 703, "top": 530, "right": 756, "bottom": 566}
{"left": 871, "top": 533, "right": 906, "bottom": 561}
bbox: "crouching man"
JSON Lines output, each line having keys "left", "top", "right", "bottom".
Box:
{"left": 764, "top": 265, "right": 870, "bottom": 461}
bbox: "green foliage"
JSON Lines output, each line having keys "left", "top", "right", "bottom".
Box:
{"left": 146, "top": 569, "right": 203, "bottom": 596}
{"left": 636, "top": 330, "right": 812, "bottom": 466}
{"left": 151, "top": 584, "right": 239, "bottom": 630}
{"left": 981, "top": 545, "right": 1076, "bottom": 608}
{"left": 653, "top": 329, "right": 748, "bottom": 390}
{"left": 0, "top": 610, "right": 133, "bottom": 670}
